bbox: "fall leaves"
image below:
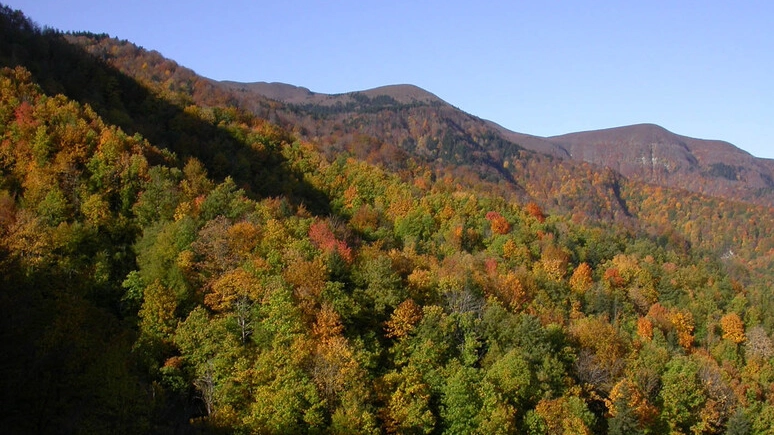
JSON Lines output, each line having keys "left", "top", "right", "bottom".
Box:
{"left": 3, "top": 53, "right": 774, "bottom": 434}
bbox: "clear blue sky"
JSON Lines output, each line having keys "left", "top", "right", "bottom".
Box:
{"left": 7, "top": 0, "right": 773, "bottom": 158}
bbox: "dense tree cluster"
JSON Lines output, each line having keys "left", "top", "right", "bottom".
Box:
{"left": 2, "top": 6, "right": 774, "bottom": 434}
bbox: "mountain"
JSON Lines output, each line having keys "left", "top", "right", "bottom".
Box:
{"left": 60, "top": 32, "right": 774, "bottom": 271}
{"left": 547, "top": 123, "right": 774, "bottom": 206}
{"left": 220, "top": 81, "right": 444, "bottom": 106}
{"left": 228, "top": 83, "right": 774, "bottom": 208}
{"left": 47, "top": 27, "right": 772, "bottom": 210}
{"left": 4, "top": 6, "right": 774, "bottom": 433}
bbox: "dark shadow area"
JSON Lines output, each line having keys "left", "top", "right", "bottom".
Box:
{"left": 0, "top": 5, "right": 332, "bottom": 433}
{"left": 0, "top": 5, "right": 331, "bottom": 216}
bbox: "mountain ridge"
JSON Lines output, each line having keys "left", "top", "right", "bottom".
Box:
{"left": 219, "top": 81, "right": 445, "bottom": 106}
{"left": 3, "top": 6, "right": 774, "bottom": 433}
{"left": 224, "top": 80, "right": 774, "bottom": 207}
{"left": 547, "top": 123, "right": 774, "bottom": 201}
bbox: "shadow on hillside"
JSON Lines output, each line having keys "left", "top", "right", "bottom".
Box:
{"left": 0, "top": 6, "right": 331, "bottom": 215}
{"left": 0, "top": 8, "right": 331, "bottom": 432}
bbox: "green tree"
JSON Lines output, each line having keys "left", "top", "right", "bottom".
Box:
{"left": 381, "top": 364, "right": 436, "bottom": 434}
{"left": 439, "top": 361, "right": 481, "bottom": 434}
{"left": 353, "top": 254, "right": 406, "bottom": 317}
{"left": 660, "top": 356, "right": 707, "bottom": 434}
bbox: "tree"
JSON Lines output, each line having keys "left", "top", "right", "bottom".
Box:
{"left": 569, "top": 315, "right": 628, "bottom": 384}
{"left": 539, "top": 244, "right": 569, "bottom": 281}
{"left": 660, "top": 356, "right": 706, "bottom": 434}
{"left": 720, "top": 312, "right": 746, "bottom": 344}
{"left": 606, "top": 378, "right": 656, "bottom": 433}
{"left": 526, "top": 394, "right": 595, "bottom": 435}
{"left": 309, "top": 219, "right": 353, "bottom": 264}
{"left": 485, "top": 348, "right": 532, "bottom": 409}
{"left": 671, "top": 309, "right": 695, "bottom": 351}
{"left": 353, "top": 255, "right": 406, "bottom": 316}
{"left": 385, "top": 298, "right": 423, "bottom": 339}
{"left": 133, "top": 166, "right": 181, "bottom": 225}
{"left": 485, "top": 210, "right": 511, "bottom": 235}
{"left": 724, "top": 408, "right": 751, "bottom": 435}
{"left": 636, "top": 316, "right": 654, "bottom": 341}
{"left": 608, "top": 392, "right": 644, "bottom": 435}
{"left": 569, "top": 262, "right": 594, "bottom": 295}
{"left": 242, "top": 283, "right": 326, "bottom": 432}
{"left": 283, "top": 254, "right": 328, "bottom": 317}
{"left": 525, "top": 202, "right": 546, "bottom": 223}
{"left": 381, "top": 364, "right": 436, "bottom": 434}
{"left": 138, "top": 279, "right": 178, "bottom": 340}
{"left": 745, "top": 326, "right": 774, "bottom": 361}
{"left": 439, "top": 361, "right": 483, "bottom": 434}
{"left": 311, "top": 334, "right": 361, "bottom": 409}
{"left": 205, "top": 268, "right": 262, "bottom": 312}
{"left": 246, "top": 360, "right": 325, "bottom": 433}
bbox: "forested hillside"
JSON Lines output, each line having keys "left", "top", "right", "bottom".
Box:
{"left": 210, "top": 82, "right": 774, "bottom": 210}
{"left": 2, "top": 5, "right": 774, "bottom": 434}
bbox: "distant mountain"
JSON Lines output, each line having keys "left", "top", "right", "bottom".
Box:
{"left": 220, "top": 82, "right": 444, "bottom": 106}
{"left": 221, "top": 80, "right": 533, "bottom": 196}
{"left": 232, "top": 83, "right": 774, "bottom": 208}
{"left": 546, "top": 123, "right": 774, "bottom": 206}
{"left": 11, "top": 16, "right": 773, "bottom": 220}
{"left": 5, "top": 7, "right": 774, "bottom": 433}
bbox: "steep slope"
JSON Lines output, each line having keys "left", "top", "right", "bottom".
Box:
{"left": 58, "top": 31, "right": 774, "bottom": 252}
{"left": 548, "top": 124, "right": 774, "bottom": 206}
{"left": 51, "top": 30, "right": 774, "bottom": 229}
{"left": 189, "top": 74, "right": 774, "bottom": 278}
{"left": 48, "top": 24, "right": 774, "bottom": 210}
{"left": 231, "top": 81, "right": 533, "bottom": 192}
{"left": 226, "top": 82, "right": 774, "bottom": 208}
{"left": 5, "top": 6, "right": 774, "bottom": 434}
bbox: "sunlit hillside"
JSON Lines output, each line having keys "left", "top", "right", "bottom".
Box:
{"left": 1, "top": 5, "right": 773, "bottom": 433}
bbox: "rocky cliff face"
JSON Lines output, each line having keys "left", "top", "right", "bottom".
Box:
{"left": 546, "top": 124, "right": 774, "bottom": 206}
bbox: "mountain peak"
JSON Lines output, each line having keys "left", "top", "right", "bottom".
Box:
{"left": 219, "top": 81, "right": 444, "bottom": 106}
{"left": 549, "top": 123, "right": 678, "bottom": 145}
{"left": 359, "top": 84, "right": 444, "bottom": 104}
{"left": 543, "top": 123, "right": 774, "bottom": 203}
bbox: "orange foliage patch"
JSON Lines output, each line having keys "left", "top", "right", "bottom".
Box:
{"left": 525, "top": 202, "right": 546, "bottom": 223}
{"left": 485, "top": 211, "right": 511, "bottom": 235}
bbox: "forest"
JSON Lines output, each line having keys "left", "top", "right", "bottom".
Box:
{"left": 1, "top": 5, "right": 774, "bottom": 434}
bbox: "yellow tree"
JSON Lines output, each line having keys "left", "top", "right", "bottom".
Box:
{"left": 670, "top": 309, "right": 695, "bottom": 351}
{"left": 495, "top": 272, "right": 527, "bottom": 311}
{"left": 385, "top": 299, "right": 423, "bottom": 339}
{"left": 380, "top": 365, "right": 435, "bottom": 434}
{"left": 569, "top": 262, "right": 594, "bottom": 295}
{"left": 312, "top": 303, "right": 344, "bottom": 342}
{"left": 719, "top": 312, "right": 745, "bottom": 344}
{"left": 283, "top": 254, "right": 328, "bottom": 317}
{"left": 529, "top": 394, "right": 594, "bottom": 435}
{"left": 636, "top": 316, "right": 654, "bottom": 341}
{"left": 138, "top": 279, "right": 178, "bottom": 340}
{"left": 205, "top": 268, "right": 262, "bottom": 312}
{"left": 539, "top": 244, "right": 569, "bottom": 281}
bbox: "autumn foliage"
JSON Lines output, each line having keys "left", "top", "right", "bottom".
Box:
{"left": 308, "top": 219, "right": 354, "bottom": 263}
{"left": 4, "top": 7, "right": 774, "bottom": 433}
{"left": 720, "top": 313, "right": 746, "bottom": 344}
{"left": 485, "top": 210, "right": 511, "bottom": 235}
{"left": 525, "top": 201, "right": 546, "bottom": 223}
{"left": 384, "top": 299, "right": 423, "bottom": 339}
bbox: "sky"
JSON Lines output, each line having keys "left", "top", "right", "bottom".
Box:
{"left": 7, "top": 1, "right": 774, "bottom": 159}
